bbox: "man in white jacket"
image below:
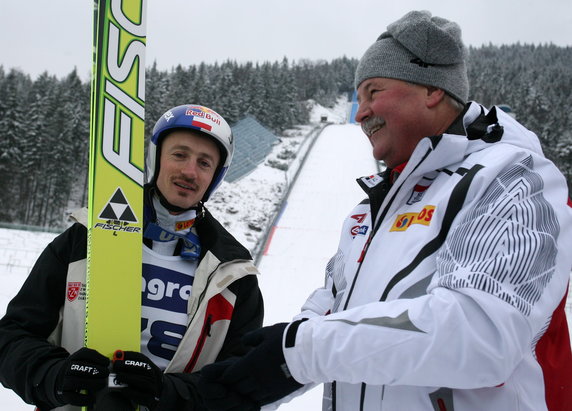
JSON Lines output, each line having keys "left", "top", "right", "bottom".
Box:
{"left": 200, "top": 10, "right": 572, "bottom": 411}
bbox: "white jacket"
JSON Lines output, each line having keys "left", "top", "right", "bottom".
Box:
{"left": 280, "top": 102, "right": 572, "bottom": 410}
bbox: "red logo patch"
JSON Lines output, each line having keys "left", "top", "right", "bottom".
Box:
{"left": 175, "top": 218, "right": 195, "bottom": 231}
{"left": 67, "top": 282, "right": 82, "bottom": 302}
{"left": 351, "top": 213, "right": 367, "bottom": 223}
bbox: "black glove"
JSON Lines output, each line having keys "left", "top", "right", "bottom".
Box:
{"left": 198, "top": 358, "right": 260, "bottom": 411}
{"left": 52, "top": 347, "right": 110, "bottom": 406}
{"left": 201, "top": 322, "right": 303, "bottom": 408}
{"left": 111, "top": 350, "right": 163, "bottom": 410}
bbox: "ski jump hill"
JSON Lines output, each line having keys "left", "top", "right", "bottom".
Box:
{"left": 257, "top": 123, "right": 377, "bottom": 325}
{"left": 254, "top": 120, "right": 377, "bottom": 410}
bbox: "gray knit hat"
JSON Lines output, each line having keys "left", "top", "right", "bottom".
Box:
{"left": 354, "top": 10, "right": 469, "bottom": 103}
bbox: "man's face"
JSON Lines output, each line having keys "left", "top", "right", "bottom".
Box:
{"left": 356, "top": 77, "right": 430, "bottom": 168}
{"left": 156, "top": 130, "right": 220, "bottom": 212}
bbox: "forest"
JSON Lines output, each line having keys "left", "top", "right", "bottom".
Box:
{"left": 0, "top": 44, "right": 570, "bottom": 228}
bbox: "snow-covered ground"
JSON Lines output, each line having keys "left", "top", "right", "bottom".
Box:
{"left": 256, "top": 122, "right": 378, "bottom": 410}
{"left": 1, "top": 97, "right": 571, "bottom": 409}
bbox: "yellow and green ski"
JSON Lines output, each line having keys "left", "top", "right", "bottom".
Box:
{"left": 86, "top": 0, "right": 146, "bottom": 362}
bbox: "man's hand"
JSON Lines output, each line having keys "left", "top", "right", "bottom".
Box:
{"left": 112, "top": 350, "right": 163, "bottom": 410}
{"left": 198, "top": 358, "right": 259, "bottom": 411}
{"left": 53, "top": 347, "right": 110, "bottom": 406}
{"left": 200, "top": 322, "right": 304, "bottom": 409}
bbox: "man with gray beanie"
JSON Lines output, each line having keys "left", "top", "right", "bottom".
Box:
{"left": 199, "top": 10, "right": 572, "bottom": 411}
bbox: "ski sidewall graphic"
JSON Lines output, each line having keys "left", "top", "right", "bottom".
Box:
{"left": 87, "top": 0, "right": 146, "bottom": 357}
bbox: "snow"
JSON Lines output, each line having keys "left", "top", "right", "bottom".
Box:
{"left": 1, "top": 97, "right": 572, "bottom": 409}
{"left": 258, "top": 123, "right": 378, "bottom": 324}
{"left": 254, "top": 122, "right": 378, "bottom": 410}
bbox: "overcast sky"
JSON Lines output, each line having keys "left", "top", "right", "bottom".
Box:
{"left": 1, "top": 0, "right": 571, "bottom": 80}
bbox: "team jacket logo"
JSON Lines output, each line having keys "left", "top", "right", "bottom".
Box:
{"left": 390, "top": 205, "right": 436, "bottom": 232}
{"left": 407, "top": 173, "right": 437, "bottom": 205}
{"left": 67, "top": 282, "right": 83, "bottom": 302}
{"left": 351, "top": 213, "right": 367, "bottom": 223}
{"left": 359, "top": 174, "right": 384, "bottom": 189}
{"left": 350, "top": 225, "right": 369, "bottom": 237}
{"left": 407, "top": 183, "right": 430, "bottom": 205}
{"left": 350, "top": 214, "right": 369, "bottom": 238}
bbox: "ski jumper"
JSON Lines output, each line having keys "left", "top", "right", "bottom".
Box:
{"left": 0, "top": 199, "right": 263, "bottom": 411}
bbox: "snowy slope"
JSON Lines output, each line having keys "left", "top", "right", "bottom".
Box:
{"left": 256, "top": 123, "right": 378, "bottom": 409}
{"left": 259, "top": 123, "right": 378, "bottom": 324}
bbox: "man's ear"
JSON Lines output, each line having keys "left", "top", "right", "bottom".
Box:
{"left": 425, "top": 86, "right": 445, "bottom": 108}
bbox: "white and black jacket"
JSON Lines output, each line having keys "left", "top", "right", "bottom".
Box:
{"left": 0, "top": 207, "right": 263, "bottom": 410}
{"left": 276, "top": 102, "right": 572, "bottom": 410}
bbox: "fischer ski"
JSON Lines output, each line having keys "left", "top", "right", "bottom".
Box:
{"left": 86, "top": 0, "right": 146, "bottom": 368}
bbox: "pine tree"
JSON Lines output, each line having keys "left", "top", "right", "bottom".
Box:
{"left": 1, "top": 45, "right": 570, "bottom": 227}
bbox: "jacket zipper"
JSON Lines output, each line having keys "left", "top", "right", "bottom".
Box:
{"left": 345, "top": 148, "right": 434, "bottom": 310}
{"left": 338, "top": 148, "right": 433, "bottom": 408}
{"left": 184, "top": 314, "right": 212, "bottom": 373}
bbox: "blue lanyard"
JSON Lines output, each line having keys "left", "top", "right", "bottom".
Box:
{"left": 143, "top": 222, "right": 201, "bottom": 260}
